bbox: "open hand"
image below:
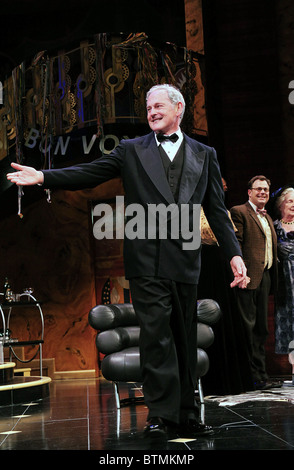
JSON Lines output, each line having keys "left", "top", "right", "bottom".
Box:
{"left": 6, "top": 163, "right": 44, "bottom": 186}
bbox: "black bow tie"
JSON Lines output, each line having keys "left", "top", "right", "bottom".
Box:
{"left": 157, "top": 133, "right": 179, "bottom": 143}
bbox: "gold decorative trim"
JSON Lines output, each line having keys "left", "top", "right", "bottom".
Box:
{"left": 0, "top": 376, "right": 51, "bottom": 391}
{"left": 0, "top": 362, "right": 16, "bottom": 369}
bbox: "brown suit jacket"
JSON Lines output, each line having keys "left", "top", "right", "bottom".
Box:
{"left": 230, "top": 201, "right": 278, "bottom": 290}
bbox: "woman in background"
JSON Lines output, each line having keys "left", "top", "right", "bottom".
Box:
{"left": 274, "top": 187, "right": 294, "bottom": 354}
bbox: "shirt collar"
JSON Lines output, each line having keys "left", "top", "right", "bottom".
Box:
{"left": 248, "top": 200, "right": 257, "bottom": 212}
{"left": 248, "top": 200, "right": 266, "bottom": 214}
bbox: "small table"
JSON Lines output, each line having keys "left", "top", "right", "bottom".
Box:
{"left": 0, "top": 293, "right": 44, "bottom": 376}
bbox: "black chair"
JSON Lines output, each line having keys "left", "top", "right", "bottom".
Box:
{"left": 88, "top": 299, "right": 221, "bottom": 424}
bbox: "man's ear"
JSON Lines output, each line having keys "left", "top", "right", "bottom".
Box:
{"left": 176, "top": 101, "right": 184, "bottom": 117}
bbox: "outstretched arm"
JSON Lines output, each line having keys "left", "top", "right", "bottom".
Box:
{"left": 7, "top": 163, "right": 44, "bottom": 186}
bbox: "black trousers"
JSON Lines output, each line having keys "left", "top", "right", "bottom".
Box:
{"left": 235, "top": 270, "right": 271, "bottom": 383}
{"left": 129, "top": 276, "right": 198, "bottom": 424}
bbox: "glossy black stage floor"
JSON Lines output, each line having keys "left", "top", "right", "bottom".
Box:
{"left": 1, "top": 377, "right": 294, "bottom": 452}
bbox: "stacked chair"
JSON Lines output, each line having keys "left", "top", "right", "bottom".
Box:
{"left": 88, "top": 298, "right": 221, "bottom": 424}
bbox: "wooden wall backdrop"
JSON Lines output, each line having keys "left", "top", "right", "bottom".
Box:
{"left": 0, "top": 179, "right": 123, "bottom": 376}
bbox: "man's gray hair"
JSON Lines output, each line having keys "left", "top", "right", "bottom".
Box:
{"left": 146, "top": 84, "right": 186, "bottom": 122}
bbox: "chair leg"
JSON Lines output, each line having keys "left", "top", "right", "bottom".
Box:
{"left": 197, "top": 377, "right": 205, "bottom": 424}
{"left": 113, "top": 382, "right": 121, "bottom": 409}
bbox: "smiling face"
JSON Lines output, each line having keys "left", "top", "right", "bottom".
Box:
{"left": 248, "top": 179, "right": 270, "bottom": 209}
{"left": 146, "top": 88, "right": 183, "bottom": 135}
{"left": 281, "top": 190, "right": 294, "bottom": 221}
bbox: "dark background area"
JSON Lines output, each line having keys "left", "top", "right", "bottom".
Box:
{"left": 0, "top": 0, "right": 186, "bottom": 75}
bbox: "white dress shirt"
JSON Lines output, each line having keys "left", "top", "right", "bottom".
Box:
{"left": 155, "top": 129, "right": 183, "bottom": 161}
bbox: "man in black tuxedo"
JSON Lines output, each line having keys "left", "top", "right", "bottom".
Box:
{"left": 7, "top": 84, "right": 247, "bottom": 439}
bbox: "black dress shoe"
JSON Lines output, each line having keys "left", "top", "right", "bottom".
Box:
{"left": 270, "top": 380, "right": 283, "bottom": 388}
{"left": 254, "top": 380, "right": 282, "bottom": 390}
{"left": 177, "top": 420, "right": 214, "bottom": 438}
{"left": 254, "top": 381, "right": 269, "bottom": 390}
{"left": 144, "top": 417, "right": 167, "bottom": 439}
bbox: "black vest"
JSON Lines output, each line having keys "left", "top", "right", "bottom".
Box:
{"left": 158, "top": 141, "right": 184, "bottom": 203}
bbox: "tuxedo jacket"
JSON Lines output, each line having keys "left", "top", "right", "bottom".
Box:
{"left": 42, "top": 132, "right": 241, "bottom": 284}
{"left": 230, "top": 201, "right": 278, "bottom": 290}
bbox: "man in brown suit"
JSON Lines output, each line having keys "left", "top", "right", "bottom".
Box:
{"left": 230, "top": 175, "right": 278, "bottom": 390}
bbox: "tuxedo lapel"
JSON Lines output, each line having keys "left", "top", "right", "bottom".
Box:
{"left": 178, "top": 136, "right": 206, "bottom": 204}
{"left": 135, "top": 133, "right": 175, "bottom": 204}
{"left": 135, "top": 133, "right": 206, "bottom": 206}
